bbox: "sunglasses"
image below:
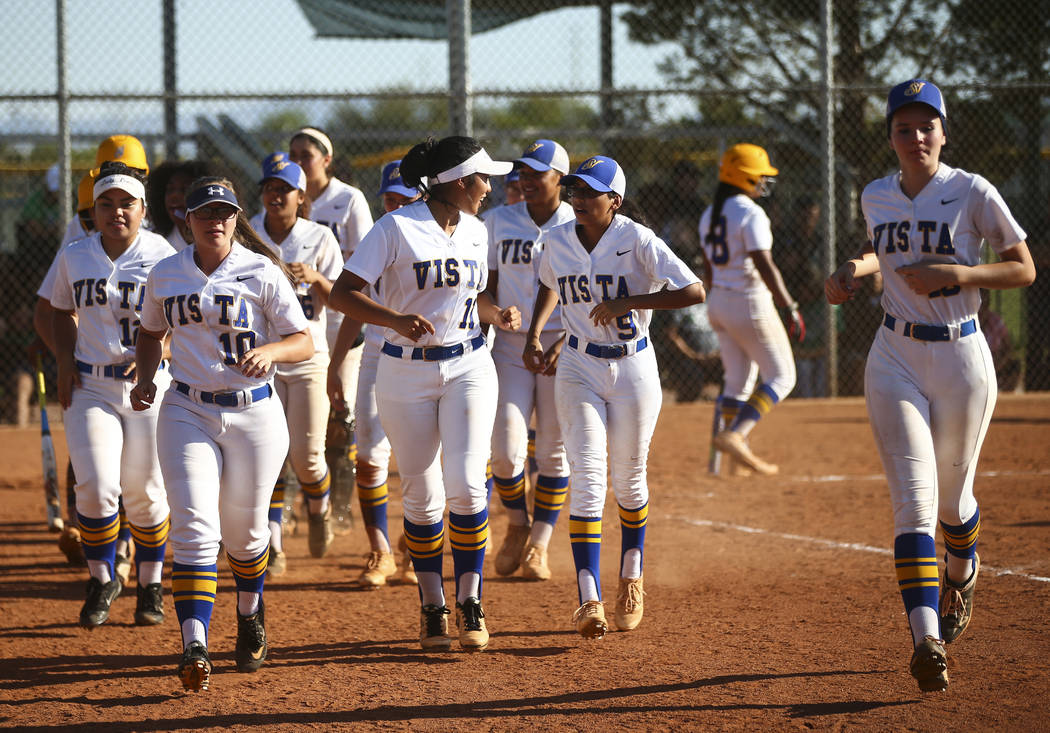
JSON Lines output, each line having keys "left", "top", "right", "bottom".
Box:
{"left": 191, "top": 205, "right": 239, "bottom": 221}
{"left": 565, "top": 186, "right": 608, "bottom": 200}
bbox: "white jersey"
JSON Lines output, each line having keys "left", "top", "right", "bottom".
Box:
{"left": 139, "top": 243, "right": 309, "bottom": 393}
{"left": 38, "top": 220, "right": 93, "bottom": 299}
{"left": 309, "top": 177, "right": 373, "bottom": 259}
{"left": 699, "top": 195, "right": 773, "bottom": 294}
{"left": 49, "top": 231, "right": 176, "bottom": 366}
{"left": 249, "top": 212, "right": 344, "bottom": 353}
{"left": 345, "top": 199, "right": 488, "bottom": 348}
{"left": 485, "top": 200, "right": 574, "bottom": 334}
{"left": 539, "top": 214, "right": 700, "bottom": 345}
{"left": 61, "top": 217, "right": 90, "bottom": 248}
{"left": 863, "top": 163, "right": 1026, "bottom": 326}
{"left": 166, "top": 226, "right": 191, "bottom": 252}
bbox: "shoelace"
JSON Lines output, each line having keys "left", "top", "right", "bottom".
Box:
{"left": 460, "top": 602, "right": 484, "bottom": 631}
{"left": 618, "top": 582, "right": 643, "bottom": 612}
{"left": 366, "top": 552, "right": 382, "bottom": 570}
{"left": 423, "top": 605, "right": 449, "bottom": 636}
{"left": 942, "top": 587, "right": 965, "bottom": 618}
{"left": 574, "top": 601, "right": 602, "bottom": 622}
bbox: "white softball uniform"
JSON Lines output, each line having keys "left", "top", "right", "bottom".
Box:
{"left": 165, "top": 226, "right": 190, "bottom": 252}
{"left": 139, "top": 244, "right": 310, "bottom": 565}
{"left": 61, "top": 216, "right": 91, "bottom": 247}
{"left": 250, "top": 213, "right": 344, "bottom": 485}
{"left": 50, "top": 231, "right": 174, "bottom": 526}
{"left": 346, "top": 199, "right": 497, "bottom": 524}
{"left": 37, "top": 222, "right": 93, "bottom": 300}
{"left": 861, "top": 163, "right": 1026, "bottom": 533}
{"left": 700, "top": 195, "right": 794, "bottom": 400}
{"left": 539, "top": 214, "right": 700, "bottom": 515}
{"left": 485, "top": 201, "right": 574, "bottom": 479}
{"left": 354, "top": 277, "right": 392, "bottom": 486}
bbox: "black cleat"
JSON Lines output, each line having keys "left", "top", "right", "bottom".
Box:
{"left": 178, "top": 642, "right": 211, "bottom": 692}
{"left": 236, "top": 602, "right": 268, "bottom": 672}
{"left": 134, "top": 583, "right": 165, "bottom": 626}
{"left": 79, "top": 577, "right": 122, "bottom": 628}
{"left": 910, "top": 636, "right": 949, "bottom": 692}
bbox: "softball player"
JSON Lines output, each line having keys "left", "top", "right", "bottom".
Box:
{"left": 700, "top": 144, "right": 802, "bottom": 476}
{"left": 290, "top": 128, "right": 374, "bottom": 534}
{"left": 504, "top": 169, "right": 523, "bottom": 205}
{"left": 131, "top": 178, "right": 312, "bottom": 692}
{"left": 330, "top": 160, "right": 421, "bottom": 588}
{"left": 146, "top": 160, "right": 215, "bottom": 252}
{"left": 826, "top": 80, "right": 1034, "bottom": 692}
{"left": 486, "top": 139, "right": 574, "bottom": 581}
{"left": 524, "top": 156, "right": 705, "bottom": 639}
{"left": 50, "top": 162, "right": 173, "bottom": 628}
{"left": 249, "top": 156, "right": 343, "bottom": 570}
{"left": 330, "top": 136, "right": 519, "bottom": 651}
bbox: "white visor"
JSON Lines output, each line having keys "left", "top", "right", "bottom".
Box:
{"left": 433, "top": 149, "right": 513, "bottom": 184}
{"left": 93, "top": 174, "right": 145, "bottom": 202}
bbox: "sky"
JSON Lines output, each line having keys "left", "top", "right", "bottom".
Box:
{"left": 0, "top": 1, "right": 682, "bottom": 137}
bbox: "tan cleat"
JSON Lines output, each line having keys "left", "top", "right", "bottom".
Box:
{"left": 419, "top": 604, "right": 452, "bottom": 651}
{"left": 58, "top": 525, "right": 86, "bottom": 565}
{"left": 398, "top": 534, "right": 418, "bottom": 585}
{"left": 455, "top": 598, "right": 489, "bottom": 651}
{"left": 910, "top": 636, "right": 949, "bottom": 692}
{"left": 307, "top": 504, "right": 334, "bottom": 558}
{"left": 495, "top": 522, "right": 532, "bottom": 576}
{"left": 713, "top": 430, "right": 778, "bottom": 475}
{"left": 114, "top": 552, "right": 133, "bottom": 587}
{"left": 267, "top": 547, "right": 287, "bottom": 577}
{"left": 573, "top": 600, "right": 608, "bottom": 639}
{"left": 520, "top": 543, "right": 551, "bottom": 581}
{"left": 357, "top": 550, "right": 397, "bottom": 588}
{"left": 614, "top": 576, "right": 645, "bottom": 631}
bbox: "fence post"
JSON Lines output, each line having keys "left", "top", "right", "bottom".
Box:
{"left": 447, "top": 0, "right": 472, "bottom": 137}
{"left": 820, "top": 0, "right": 837, "bottom": 397}
{"left": 56, "top": 0, "right": 71, "bottom": 235}
{"left": 163, "top": 0, "right": 178, "bottom": 160}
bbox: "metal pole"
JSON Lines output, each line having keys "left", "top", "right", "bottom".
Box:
{"left": 163, "top": 0, "right": 178, "bottom": 159}
{"left": 447, "top": 0, "right": 472, "bottom": 137}
{"left": 820, "top": 0, "right": 837, "bottom": 397}
{"left": 56, "top": 0, "right": 71, "bottom": 235}
{"left": 599, "top": 0, "right": 613, "bottom": 146}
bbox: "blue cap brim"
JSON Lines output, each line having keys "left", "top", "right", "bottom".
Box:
{"left": 559, "top": 173, "right": 614, "bottom": 193}
{"left": 515, "top": 158, "right": 553, "bottom": 172}
{"left": 380, "top": 183, "right": 419, "bottom": 197}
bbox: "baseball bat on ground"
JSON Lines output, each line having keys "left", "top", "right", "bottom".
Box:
{"left": 35, "top": 354, "right": 63, "bottom": 532}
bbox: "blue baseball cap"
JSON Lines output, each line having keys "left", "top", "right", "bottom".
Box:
{"left": 379, "top": 160, "right": 418, "bottom": 197}
{"left": 560, "top": 155, "right": 626, "bottom": 198}
{"left": 515, "top": 139, "right": 570, "bottom": 174}
{"left": 506, "top": 169, "right": 520, "bottom": 183}
{"left": 259, "top": 155, "right": 306, "bottom": 192}
{"left": 186, "top": 183, "right": 241, "bottom": 213}
{"left": 886, "top": 79, "right": 947, "bottom": 135}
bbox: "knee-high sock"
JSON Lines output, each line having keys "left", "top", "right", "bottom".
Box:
{"left": 78, "top": 511, "right": 118, "bottom": 581}
{"left": 405, "top": 518, "right": 444, "bottom": 605}
{"left": 941, "top": 507, "right": 980, "bottom": 582}
{"left": 570, "top": 515, "right": 602, "bottom": 604}
{"left": 130, "top": 516, "right": 169, "bottom": 585}
{"left": 494, "top": 471, "right": 528, "bottom": 520}
{"left": 449, "top": 509, "right": 489, "bottom": 602}
{"left": 533, "top": 475, "right": 568, "bottom": 527}
{"left": 618, "top": 500, "right": 648, "bottom": 578}
{"left": 731, "top": 384, "right": 780, "bottom": 437}
{"left": 301, "top": 470, "right": 332, "bottom": 514}
{"left": 895, "top": 533, "right": 940, "bottom": 643}
{"left": 357, "top": 481, "right": 390, "bottom": 542}
{"left": 172, "top": 562, "right": 217, "bottom": 646}
{"left": 268, "top": 477, "right": 285, "bottom": 525}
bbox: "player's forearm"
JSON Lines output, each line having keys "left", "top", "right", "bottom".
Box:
{"left": 263, "top": 331, "right": 314, "bottom": 364}
{"left": 309, "top": 277, "right": 334, "bottom": 306}
{"left": 329, "top": 316, "right": 363, "bottom": 370}
{"left": 476, "top": 291, "right": 505, "bottom": 326}
{"left": 623, "top": 282, "right": 706, "bottom": 312}
{"left": 526, "top": 285, "right": 558, "bottom": 341}
{"left": 135, "top": 330, "right": 165, "bottom": 383}
{"left": 849, "top": 247, "right": 880, "bottom": 278}
{"left": 51, "top": 311, "right": 78, "bottom": 369}
{"left": 956, "top": 244, "right": 1035, "bottom": 290}
{"left": 33, "top": 298, "right": 57, "bottom": 354}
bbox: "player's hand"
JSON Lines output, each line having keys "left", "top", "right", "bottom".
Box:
{"left": 25, "top": 336, "right": 47, "bottom": 361}
{"left": 589, "top": 299, "right": 629, "bottom": 327}
{"left": 781, "top": 303, "right": 805, "bottom": 343}
{"left": 541, "top": 339, "right": 564, "bottom": 376}
{"left": 238, "top": 347, "right": 274, "bottom": 378}
{"left": 497, "top": 305, "right": 521, "bottom": 331}
{"left": 55, "top": 361, "right": 80, "bottom": 410}
{"left": 120, "top": 362, "right": 137, "bottom": 379}
{"left": 522, "top": 338, "right": 547, "bottom": 373}
{"left": 130, "top": 381, "right": 156, "bottom": 411}
{"left": 393, "top": 313, "right": 435, "bottom": 342}
{"left": 825, "top": 262, "right": 858, "bottom": 304}
{"left": 288, "top": 262, "right": 316, "bottom": 285}
{"left": 895, "top": 261, "right": 960, "bottom": 295}
{"left": 327, "top": 366, "right": 346, "bottom": 412}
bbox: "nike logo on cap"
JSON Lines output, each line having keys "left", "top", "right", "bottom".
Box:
{"left": 616, "top": 249, "right": 632, "bottom": 256}
{"left": 941, "top": 198, "right": 958, "bottom": 205}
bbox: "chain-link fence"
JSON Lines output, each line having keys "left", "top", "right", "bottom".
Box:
{"left": 2, "top": 1, "right": 1048, "bottom": 424}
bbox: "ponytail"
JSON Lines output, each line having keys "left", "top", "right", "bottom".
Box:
{"left": 707, "top": 181, "right": 747, "bottom": 243}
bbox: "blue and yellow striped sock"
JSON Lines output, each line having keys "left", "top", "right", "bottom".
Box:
{"left": 533, "top": 475, "right": 568, "bottom": 527}
{"left": 486, "top": 461, "right": 494, "bottom": 503}
{"left": 357, "top": 481, "right": 390, "bottom": 543}
{"left": 719, "top": 396, "right": 745, "bottom": 428}
{"left": 129, "top": 516, "right": 169, "bottom": 566}
{"left": 941, "top": 507, "right": 980, "bottom": 561}
{"left": 404, "top": 518, "right": 444, "bottom": 578}
{"left": 268, "top": 477, "right": 285, "bottom": 525}
{"left": 172, "top": 562, "right": 217, "bottom": 644}
{"left": 449, "top": 509, "right": 489, "bottom": 600}
{"left": 618, "top": 500, "right": 648, "bottom": 576}
{"left": 301, "top": 471, "right": 332, "bottom": 503}
{"left": 570, "top": 515, "right": 602, "bottom": 604}
{"left": 228, "top": 546, "right": 268, "bottom": 595}
{"left": 894, "top": 532, "right": 940, "bottom": 625}
{"left": 117, "top": 498, "right": 131, "bottom": 547}
{"left": 347, "top": 436, "right": 357, "bottom": 465}
{"left": 732, "top": 384, "right": 780, "bottom": 429}
{"left": 78, "top": 511, "right": 119, "bottom": 578}
{"left": 494, "top": 471, "right": 527, "bottom": 513}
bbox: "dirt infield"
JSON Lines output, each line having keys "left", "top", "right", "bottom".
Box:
{"left": 2, "top": 394, "right": 1048, "bottom": 731}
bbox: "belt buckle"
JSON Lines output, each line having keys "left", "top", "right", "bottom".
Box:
{"left": 904, "top": 323, "right": 921, "bottom": 341}
{"left": 422, "top": 346, "right": 442, "bottom": 362}
{"left": 612, "top": 344, "right": 627, "bottom": 358}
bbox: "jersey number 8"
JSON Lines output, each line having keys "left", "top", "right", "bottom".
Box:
{"left": 705, "top": 217, "right": 729, "bottom": 265}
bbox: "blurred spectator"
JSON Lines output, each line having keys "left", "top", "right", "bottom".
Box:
{"left": 776, "top": 196, "right": 822, "bottom": 293}
{"left": 504, "top": 169, "right": 523, "bottom": 205}
{"left": 979, "top": 290, "right": 1021, "bottom": 392}
{"left": 792, "top": 262, "right": 843, "bottom": 398}
{"left": 662, "top": 301, "right": 722, "bottom": 402}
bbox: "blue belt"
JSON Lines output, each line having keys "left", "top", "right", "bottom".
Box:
{"left": 381, "top": 334, "right": 486, "bottom": 362}
{"left": 174, "top": 380, "right": 272, "bottom": 407}
{"left": 883, "top": 314, "right": 977, "bottom": 342}
{"left": 76, "top": 359, "right": 166, "bottom": 380}
{"left": 567, "top": 334, "right": 648, "bottom": 359}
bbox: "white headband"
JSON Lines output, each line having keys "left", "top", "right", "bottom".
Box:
{"left": 293, "top": 127, "right": 333, "bottom": 156}
{"left": 93, "top": 174, "right": 145, "bottom": 202}
{"left": 433, "top": 148, "right": 513, "bottom": 184}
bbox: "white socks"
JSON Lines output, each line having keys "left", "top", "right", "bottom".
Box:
{"left": 945, "top": 555, "right": 974, "bottom": 586}
{"left": 457, "top": 572, "right": 481, "bottom": 604}
{"left": 182, "top": 618, "right": 207, "bottom": 649}
{"left": 577, "top": 569, "right": 599, "bottom": 603}
{"left": 367, "top": 526, "right": 391, "bottom": 554}
{"left": 621, "top": 548, "right": 642, "bottom": 579}
{"left": 307, "top": 494, "right": 330, "bottom": 516}
{"left": 87, "top": 560, "right": 112, "bottom": 584}
{"left": 137, "top": 560, "right": 163, "bottom": 586}
{"left": 268, "top": 520, "right": 283, "bottom": 552}
{"left": 909, "top": 607, "right": 941, "bottom": 646}
{"left": 506, "top": 510, "right": 529, "bottom": 527}
{"left": 530, "top": 521, "right": 554, "bottom": 548}
{"left": 417, "top": 571, "right": 445, "bottom": 607}
{"left": 237, "top": 591, "right": 260, "bottom": 616}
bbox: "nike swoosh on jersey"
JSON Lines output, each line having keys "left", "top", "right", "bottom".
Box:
{"left": 236, "top": 275, "right": 254, "bottom": 281}
{"left": 941, "top": 198, "right": 959, "bottom": 205}
{"left": 616, "top": 249, "right": 632, "bottom": 256}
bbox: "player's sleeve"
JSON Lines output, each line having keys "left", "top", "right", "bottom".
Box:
{"left": 971, "top": 176, "right": 1027, "bottom": 254}
{"left": 317, "top": 228, "right": 344, "bottom": 281}
{"left": 740, "top": 207, "right": 773, "bottom": 253}
{"left": 538, "top": 236, "right": 558, "bottom": 290}
{"left": 636, "top": 227, "right": 701, "bottom": 291}
{"left": 264, "top": 265, "right": 312, "bottom": 335}
{"left": 48, "top": 248, "right": 75, "bottom": 311}
{"left": 485, "top": 209, "right": 501, "bottom": 270}
{"left": 341, "top": 188, "right": 374, "bottom": 259}
{"left": 138, "top": 268, "right": 168, "bottom": 334}
{"left": 345, "top": 216, "right": 395, "bottom": 285}
{"left": 37, "top": 248, "right": 66, "bottom": 300}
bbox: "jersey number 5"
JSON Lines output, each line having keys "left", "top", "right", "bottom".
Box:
{"left": 219, "top": 331, "right": 257, "bottom": 365}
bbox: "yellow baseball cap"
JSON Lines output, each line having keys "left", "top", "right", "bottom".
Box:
{"left": 92, "top": 134, "right": 149, "bottom": 175}
{"left": 76, "top": 172, "right": 96, "bottom": 212}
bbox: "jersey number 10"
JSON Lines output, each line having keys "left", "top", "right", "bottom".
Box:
{"left": 219, "top": 331, "right": 257, "bottom": 365}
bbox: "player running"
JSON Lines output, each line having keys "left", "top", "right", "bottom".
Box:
{"left": 330, "top": 136, "right": 520, "bottom": 651}
{"left": 524, "top": 155, "right": 705, "bottom": 639}
{"left": 825, "top": 79, "right": 1034, "bottom": 692}
{"left": 131, "top": 177, "right": 312, "bottom": 691}
{"left": 485, "top": 139, "right": 575, "bottom": 581}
